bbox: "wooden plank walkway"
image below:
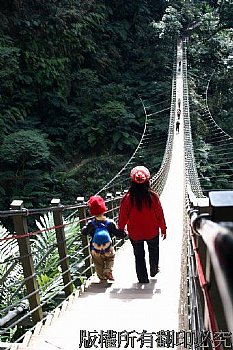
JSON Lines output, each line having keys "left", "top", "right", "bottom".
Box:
{"left": 11, "top": 44, "right": 187, "bottom": 350}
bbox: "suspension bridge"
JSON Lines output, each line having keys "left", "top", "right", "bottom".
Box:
{"left": 0, "top": 39, "right": 233, "bottom": 350}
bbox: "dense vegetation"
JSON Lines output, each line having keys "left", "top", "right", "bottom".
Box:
{"left": 185, "top": 0, "right": 233, "bottom": 191}
{"left": 0, "top": 0, "right": 232, "bottom": 210}
{"left": 0, "top": 0, "right": 172, "bottom": 210}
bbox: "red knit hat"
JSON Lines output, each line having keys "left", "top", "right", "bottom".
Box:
{"left": 87, "top": 195, "right": 107, "bottom": 216}
{"left": 130, "top": 166, "right": 150, "bottom": 184}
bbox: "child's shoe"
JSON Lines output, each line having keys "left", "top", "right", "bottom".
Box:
{"left": 105, "top": 272, "right": 115, "bottom": 281}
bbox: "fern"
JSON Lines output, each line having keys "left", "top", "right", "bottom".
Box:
{"left": 0, "top": 224, "right": 23, "bottom": 309}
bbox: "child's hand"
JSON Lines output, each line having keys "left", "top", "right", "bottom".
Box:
{"left": 92, "top": 250, "right": 99, "bottom": 256}
{"left": 105, "top": 246, "right": 115, "bottom": 257}
{"left": 116, "top": 229, "right": 127, "bottom": 238}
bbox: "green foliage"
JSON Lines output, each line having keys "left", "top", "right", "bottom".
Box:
{"left": 0, "top": 39, "right": 20, "bottom": 91}
{"left": 80, "top": 101, "right": 139, "bottom": 152}
{"left": 55, "top": 154, "right": 128, "bottom": 199}
{"left": 37, "top": 273, "right": 54, "bottom": 292}
{"left": 188, "top": 5, "right": 233, "bottom": 192}
{"left": 0, "top": 130, "right": 54, "bottom": 209}
{"left": 151, "top": 5, "right": 182, "bottom": 40}
{"left": 0, "top": 0, "right": 231, "bottom": 210}
{"left": 218, "top": 0, "right": 233, "bottom": 29}
{"left": 0, "top": 130, "right": 50, "bottom": 167}
{"left": 179, "top": 0, "right": 233, "bottom": 192}
{"left": 0, "top": 38, "right": 22, "bottom": 135}
{"left": 0, "top": 223, "right": 23, "bottom": 308}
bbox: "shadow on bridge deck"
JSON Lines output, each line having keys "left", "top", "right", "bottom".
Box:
{"left": 16, "top": 235, "right": 186, "bottom": 350}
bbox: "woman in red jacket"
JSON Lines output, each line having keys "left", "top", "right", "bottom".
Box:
{"left": 118, "top": 166, "right": 167, "bottom": 283}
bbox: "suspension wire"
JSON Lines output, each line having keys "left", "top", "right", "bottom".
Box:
{"left": 145, "top": 98, "right": 170, "bottom": 109}
{"left": 205, "top": 72, "right": 232, "bottom": 139}
{"left": 195, "top": 150, "right": 233, "bottom": 159}
{"left": 56, "top": 85, "right": 171, "bottom": 225}
{"left": 183, "top": 38, "right": 204, "bottom": 198}
{"left": 188, "top": 71, "right": 211, "bottom": 81}
{"left": 94, "top": 99, "right": 150, "bottom": 195}
{"left": 188, "top": 52, "right": 233, "bottom": 194}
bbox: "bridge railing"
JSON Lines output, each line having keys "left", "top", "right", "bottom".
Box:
{"left": 0, "top": 193, "right": 124, "bottom": 341}
{"left": 183, "top": 38, "right": 204, "bottom": 198}
{"left": 187, "top": 190, "right": 233, "bottom": 349}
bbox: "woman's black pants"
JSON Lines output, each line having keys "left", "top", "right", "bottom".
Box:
{"left": 130, "top": 235, "right": 159, "bottom": 283}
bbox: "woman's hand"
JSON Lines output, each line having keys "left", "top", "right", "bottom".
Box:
{"left": 161, "top": 232, "right": 166, "bottom": 240}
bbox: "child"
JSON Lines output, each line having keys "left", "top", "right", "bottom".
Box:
{"left": 82, "top": 195, "right": 126, "bottom": 282}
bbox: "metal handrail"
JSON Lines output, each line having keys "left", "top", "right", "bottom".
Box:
{"left": 189, "top": 210, "right": 233, "bottom": 344}
{"left": 0, "top": 203, "right": 87, "bottom": 219}
{"left": 0, "top": 195, "right": 125, "bottom": 339}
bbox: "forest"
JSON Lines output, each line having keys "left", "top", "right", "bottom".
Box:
{"left": 0, "top": 0, "right": 232, "bottom": 210}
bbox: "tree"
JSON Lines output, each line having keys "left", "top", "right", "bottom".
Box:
{"left": 0, "top": 129, "right": 50, "bottom": 169}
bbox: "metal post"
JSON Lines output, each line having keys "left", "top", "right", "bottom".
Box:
{"left": 115, "top": 191, "right": 122, "bottom": 220}
{"left": 106, "top": 193, "right": 116, "bottom": 247}
{"left": 204, "top": 250, "right": 211, "bottom": 330}
{"left": 77, "top": 197, "right": 93, "bottom": 278}
{"left": 10, "top": 200, "right": 43, "bottom": 324}
{"left": 115, "top": 191, "right": 124, "bottom": 247}
{"left": 106, "top": 193, "right": 114, "bottom": 219}
{"left": 51, "top": 199, "right": 73, "bottom": 297}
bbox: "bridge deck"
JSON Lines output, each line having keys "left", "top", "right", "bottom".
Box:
{"left": 14, "top": 46, "right": 186, "bottom": 350}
